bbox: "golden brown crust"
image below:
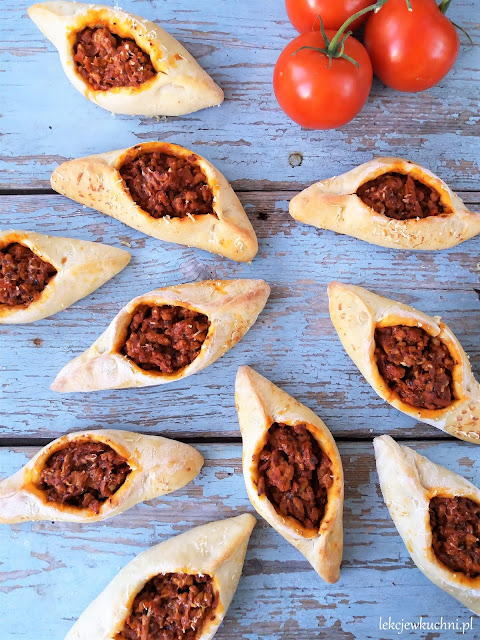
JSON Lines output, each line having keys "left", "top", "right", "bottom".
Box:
{"left": 64, "top": 514, "right": 256, "bottom": 640}
{"left": 235, "top": 366, "right": 343, "bottom": 583}
{"left": 51, "top": 142, "right": 258, "bottom": 262}
{"left": 0, "top": 229, "right": 130, "bottom": 323}
{"left": 51, "top": 279, "right": 270, "bottom": 392}
{"left": 28, "top": 1, "right": 224, "bottom": 116}
{"left": 328, "top": 282, "right": 480, "bottom": 443}
{"left": 290, "top": 157, "right": 480, "bottom": 250}
{"left": 375, "top": 435, "right": 480, "bottom": 613}
{"left": 0, "top": 429, "right": 203, "bottom": 523}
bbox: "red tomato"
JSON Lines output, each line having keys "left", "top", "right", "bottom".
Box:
{"left": 273, "top": 31, "right": 373, "bottom": 129}
{"left": 285, "top": 0, "right": 373, "bottom": 33}
{"left": 364, "top": 0, "right": 459, "bottom": 92}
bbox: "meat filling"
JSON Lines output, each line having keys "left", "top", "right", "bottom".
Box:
{"left": 39, "top": 441, "right": 131, "bottom": 513}
{"left": 430, "top": 496, "right": 480, "bottom": 578}
{"left": 120, "top": 152, "right": 215, "bottom": 219}
{"left": 356, "top": 172, "right": 446, "bottom": 220}
{"left": 73, "top": 27, "right": 156, "bottom": 91}
{"left": 257, "top": 423, "right": 333, "bottom": 530}
{"left": 0, "top": 243, "right": 57, "bottom": 307}
{"left": 375, "top": 325, "right": 455, "bottom": 410}
{"left": 122, "top": 304, "right": 210, "bottom": 374}
{"left": 116, "top": 572, "right": 218, "bottom": 640}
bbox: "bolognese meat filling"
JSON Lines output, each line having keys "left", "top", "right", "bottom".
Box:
{"left": 119, "top": 152, "right": 215, "bottom": 220}
{"left": 257, "top": 423, "right": 333, "bottom": 530}
{"left": 356, "top": 172, "right": 447, "bottom": 220}
{"left": 429, "top": 496, "right": 480, "bottom": 578}
{"left": 122, "top": 304, "right": 211, "bottom": 374}
{"left": 0, "top": 243, "right": 57, "bottom": 307}
{"left": 73, "top": 27, "right": 156, "bottom": 91}
{"left": 375, "top": 325, "right": 455, "bottom": 411}
{"left": 116, "top": 572, "right": 219, "bottom": 640}
{"left": 39, "top": 441, "right": 131, "bottom": 513}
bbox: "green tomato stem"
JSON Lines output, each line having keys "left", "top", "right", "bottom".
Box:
{"left": 293, "top": 0, "right": 417, "bottom": 68}
{"left": 439, "top": 0, "right": 453, "bottom": 14}
{"left": 327, "top": 0, "right": 386, "bottom": 54}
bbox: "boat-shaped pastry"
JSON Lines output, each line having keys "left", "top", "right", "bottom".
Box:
{"left": 52, "top": 279, "right": 270, "bottom": 392}
{"left": 28, "top": 1, "right": 224, "bottom": 115}
{"left": 51, "top": 142, "right": 258, "bottom": 261}
{"left": 0, "top": 429, "right": 203, "bottom": 523}
{"left": 375, "top": 435, "right": 480, "bottom": 614}
{"left": 235, "top": 366, "right": 343, "bottom": 583}
{"left": 290, "top": 158, "right": 480, "bottom": 250}
{"left": 0, "top": 229, "right": 130, "bottom": 323}
{"left": 64, "top": 513, "right": 256, "bottom": 640}
{"left": 329, "top": 282, "right": 480, "bottom": 443}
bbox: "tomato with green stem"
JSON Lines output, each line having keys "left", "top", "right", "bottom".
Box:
{"left": 364, "top": 0, "right": 460, "bottom": 92}
{"left": 273, "top": 20, "right": 373, "bottom": 129}
{"left": 285, "top": 0, "right": 373, "bottom": 33}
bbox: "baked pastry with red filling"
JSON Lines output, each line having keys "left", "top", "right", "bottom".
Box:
{"left": 0, "top": 230, "right": 130, "bottom": 324}
{"left": 28, "top": 1, "right": 223, "bottom": 115}
{"left": 51, "top": 142, "right": 258, "bottom": 262}
{"left": 329, "top": 282, "right": 480, "bottom": 444}
{"left": 236, "top": 366, "right": 344, "bottom": 583}
{"left": 0, "top": 430, "right": 203, "bottom": 523}
{"left": 290, "top": 157, "right": 480, "bottom": 250}
{"left": 63, "top": 515, "right": 256, "bottom": 640}
{"left": 52, "top": 279, "right": 270, "bottom": 393}
{"left": 375, "top": 435, "right": 480, "bottom": 614}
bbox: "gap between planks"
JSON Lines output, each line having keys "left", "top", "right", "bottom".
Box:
{"left": 1, "top": 187, "right": 480, "bottom": 200}
{"left": 0, "top": 433, "right": 465, "bottom": 449}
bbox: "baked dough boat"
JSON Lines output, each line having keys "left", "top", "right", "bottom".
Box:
{"left": 329, "top": 282, "right": 480, "bottom": 444}
{"left": 0, "top": 429, "right": 203, "bottom": 524}
{"left": 51, "top": 142, "right": 258, "bottom": 262}
{"left": 52, "top": 279, "right": 270, "bottom": 393}
{"left": 290, "top": 158, "right": 480, "bottom": 250}
{"left": 375, "top": 435, "right": 480, "bottom": 614}
{"left": 64, "top": 513, "right": 256, "bottom": 640}
{"left": 0, "top": 229, "right": 130, "bottom": 323}
{"left": 235, "top": 366, "right": 343, "bottom": 583}
{"left": 28, "top": 1, "right": 224, "bottom": 116}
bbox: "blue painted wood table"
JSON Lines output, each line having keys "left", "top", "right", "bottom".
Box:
{"left": 0, "top": 1, "right": 479, "bottom": 638}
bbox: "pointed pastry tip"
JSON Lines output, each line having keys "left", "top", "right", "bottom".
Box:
{"left": 373, "top": 434, "right": 397, "bottom": 457}
{"left": 28, "top": 2, "right": 62, "bottom": 43}
{"left": 328, "top": 281, "right": 348, "bottom": 296}
{"left": 235, "top": 364, "right": 256, "bottom": 384}
{"left": 232, "top": 512, "right": 257, "bottom": 533}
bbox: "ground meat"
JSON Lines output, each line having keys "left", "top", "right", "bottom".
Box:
{"left": 430, "top": 496, "right": 480, "bottom": 578}
{"left": 120, "top": 152, "right": 215, "bottom": 219}
{"left": 116, "top": 572, "right": 218, "bottom": 640}
{"left": 356, "top": 172, "right": 446, "bottom": 220}
{"left": 0, "top": 243, "right": 57, "bottom": 307}
{"left": 73, "top": 27, "right": 156, "bottom": 91}
{"left": 375, "top": 325, "right": 455, "bottom": 410}
{"left": 257, "top": 423, "right": 333, "bottom": 530}
{"left": 39, "top": 441, "right": 131, "bottom": 513}
{"left": 122, "top": 304, "right": 210, "bottom": 374}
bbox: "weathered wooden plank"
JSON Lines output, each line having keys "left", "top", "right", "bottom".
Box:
{"left": 1, "top": 441, "right": 479, "bottom": 639}
{"left": 1, "top": 0, "right": 479, "bottom": 190}
{"left": 0, "top": 193, "right": 479, "bottom": 440}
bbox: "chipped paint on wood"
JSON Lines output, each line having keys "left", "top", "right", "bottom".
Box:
{"left": 0, "top": 194, "right": 478, "bottom": 440}
{"left": 0, "top": 0, "right": 479, "bottom": 190}
{"left": 1, "top": 442, "right": 479, "bottom": 639}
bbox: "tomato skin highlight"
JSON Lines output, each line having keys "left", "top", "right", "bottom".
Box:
{"left": 273, "top": 31, "right": 373, "bottom": 129}
{"left": 364, "top": 0, "right": 459, "bottom": 92}
{"left": 285, "top": 0, "right": 373, "bottom": 33}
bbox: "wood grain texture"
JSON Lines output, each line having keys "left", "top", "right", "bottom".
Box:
{"left": 1, "top": 441, "right": 480, "bottom": 639}
{"left": 0, "top": 193, "right": 479, "bottom": 440}
{"left": 0, "top": 0, "right": 479, "bottom": 191}
{"left": 1, "top": 0, "right": 479, "bottom": 637}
